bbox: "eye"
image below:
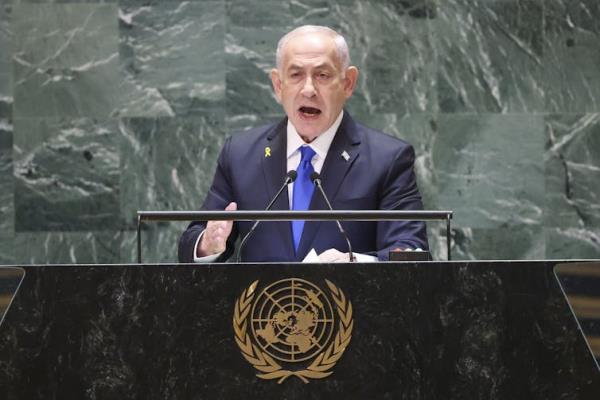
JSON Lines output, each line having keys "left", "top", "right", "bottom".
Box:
{"left": 317, "top": 72, "right": 331, "bottom": 81}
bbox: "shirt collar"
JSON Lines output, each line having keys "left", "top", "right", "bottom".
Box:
{"left": 286, "top": 110, "right": 344, "bottom": 160}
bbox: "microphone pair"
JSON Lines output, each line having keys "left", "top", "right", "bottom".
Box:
{"left": 236, "top": 170, "right": 354, "bottom": 262}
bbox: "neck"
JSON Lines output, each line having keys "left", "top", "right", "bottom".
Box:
{"left": 300, "top": 134, "right": 316, "bottom": 143}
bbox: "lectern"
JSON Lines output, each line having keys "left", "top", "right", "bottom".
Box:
{"left": 0, "top": 261, "right": 598, "bottom": 399}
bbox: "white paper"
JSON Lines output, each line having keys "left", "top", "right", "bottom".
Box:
{"left": 302, "top": 248, "right": 320, "bottom": 263}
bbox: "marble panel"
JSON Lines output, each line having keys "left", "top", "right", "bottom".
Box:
{"left": 0, "top": 3, "right": 11, "bottom": 72}
{"left": 434, "top": 114, "right": 544, "bottom": 229}
{"left": 120, "top": 224, "right": 190, "bottom": 264}
{"left": 118, "top": 1, "right": 225, "bottom": 118}
{"left": 119, "top": 116, "right": 225, "bottom": 232}
{"left": 0, "top": 234, "right": 14, "bottom": 265}
{"left": 0, "top": 84, "right": 10, "bottom": 119}
{"left": 12, "top": 4, "right": 118, "bottom": 118}
{"left": 451, "top": 226, "right": 545, "bottom": 260}
{"left": 427, "top": 223, "right": 448, "bottom": 261}
{"left": 119, "top": 0, "right": 206, "bottom": 4}
{"left": 0, "top": 3, "right": 11, "bottom": 119}
{"left": 0, "top": 127, "right": 14, "bottom": 264}
{"left": 13, "top": 1, "right": 116, "bottom": 4}
{"left": 543, "top": 0, "right": 600, "bottom": 112}
{"left": 434, "top": 0, "right": 545, "bottom": 113}
{"left": 13, "top": 118, "right": 120, "bottom": 231}
{"left": 336, "top": 0, "right": 436, "bottom": 115}
{"left": 14, "top": 231, "right": 121, "bottom": 264}
{"left": 544, "top": 114, "right": 600, "bottom": 228}
{"left": 0, "top": 78, "right": 10, "bottom": 119}
{"left": 0, "top": 2, "right": 11, "bottom": 262}
{"left": 545, "top": 228, "right": 600, "bottom": 259}
{"left": 225, "top": 0, "right": 289, "bottom": 132}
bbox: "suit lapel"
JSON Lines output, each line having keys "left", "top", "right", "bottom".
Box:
{"left": 261, "top": 118, "right": 295, "bottom": 255}
{"left": 296, "top": 113, "right": 361, "bottom": 257}
{"left": 261, "top": 119, "right": 288, "bottom": 207}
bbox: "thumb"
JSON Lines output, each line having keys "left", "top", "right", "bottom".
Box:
{"left": 223, "top": 202, "right": 237, "bottom": 235}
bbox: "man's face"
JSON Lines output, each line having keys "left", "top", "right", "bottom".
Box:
{"left": 271, "top": 33, "right": 358, "bottom": 142}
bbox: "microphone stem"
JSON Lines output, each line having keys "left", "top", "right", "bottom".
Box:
{"left": 314, "top": 180, "right": 355, "bottom": 262}
{"left": 265, "top": 176, "right": 292, "bottom": 210}
{"left": 236, "top": 176, "right": 292, "bottom": 262}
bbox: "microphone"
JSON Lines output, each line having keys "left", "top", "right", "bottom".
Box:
{"left": 310, "top": 172, "right": 355, "bottom": 262}
{"left": 236, "top": 170, "right": 297, "bottom": 262}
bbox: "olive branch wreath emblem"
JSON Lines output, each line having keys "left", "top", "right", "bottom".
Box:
{"left": 233, "top": 279, "right": 353, "bottom": 384}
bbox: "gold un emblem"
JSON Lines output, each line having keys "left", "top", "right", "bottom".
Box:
{"left": 233, "top": 278, "right": 353, "bottom": 383}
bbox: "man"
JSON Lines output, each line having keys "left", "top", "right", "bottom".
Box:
{"left": 178, "top": 25, "right": 428, "bottom": 263}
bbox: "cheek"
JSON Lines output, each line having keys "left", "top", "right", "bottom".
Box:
{"left": 280, "top": 86, "right": 296, "bottom": 99}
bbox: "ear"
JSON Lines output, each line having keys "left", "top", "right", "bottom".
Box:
{"left": 270, "top": 68, "right": 282, "bottom": 103}
{"left": 343, "top": 66, "right": 359, "bottom": 98}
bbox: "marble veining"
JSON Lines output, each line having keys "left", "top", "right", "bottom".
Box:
{"left": 13, "top": 118, "right": 120, "bottom": 231}
{"left": 0, "top": 128, "right": 14, "bottom": 264}
{"left": 118, "top": 1, "right": 225, "bottom": 118}
{"left": 434, "top": 113, "right": 545, "bottom": 229}
{"left": 545, "top": 114, "right": 600, "bottom": 229}
{"left": 0, "top": 0, "right": 599, "bottom": 263}
{"left": 543, "top": 0, "right": 600, "bottom": 112}
{"left": 435, "top": 0, "right": 545, "bottom": 113}
{"left": 12, "top": 4, "right": 118, "bottom": 118}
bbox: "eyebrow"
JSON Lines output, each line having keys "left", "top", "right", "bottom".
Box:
{"left": 287, "top": 62, "right": 334, "bottom": 71}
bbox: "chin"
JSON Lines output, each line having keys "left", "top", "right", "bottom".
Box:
{"left": 295, "top": 124, "right": 325, "bottom": 140}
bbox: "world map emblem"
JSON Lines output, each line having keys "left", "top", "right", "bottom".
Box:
{"left": 233, "top": 278, "right": 353, "bottom": 383}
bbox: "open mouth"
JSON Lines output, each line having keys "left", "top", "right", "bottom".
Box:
{"left": 299, "top": 106, "right": 322, "bottom": 117}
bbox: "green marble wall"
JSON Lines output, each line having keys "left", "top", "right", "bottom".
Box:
{"left": 0, "top": 0, "right": 599, "bottom": 263}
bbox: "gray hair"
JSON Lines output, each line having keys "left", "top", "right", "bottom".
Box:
{"left": 275, "top": 25, "right": 351, "bottom": 71}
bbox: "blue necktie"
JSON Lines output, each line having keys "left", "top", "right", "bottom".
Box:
{"left": 292, "top": 146, "right": 316, "bottom": 251}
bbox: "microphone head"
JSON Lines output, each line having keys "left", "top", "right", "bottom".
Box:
{"left": 310, "top": 171, "right": 320, "bottom": 183}
{"left": 286, "top": 170, "right": 298, "bottom": 182}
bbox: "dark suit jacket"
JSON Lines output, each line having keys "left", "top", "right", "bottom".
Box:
{"left": 178, "top": 112, "right": 428, "bottom": 263}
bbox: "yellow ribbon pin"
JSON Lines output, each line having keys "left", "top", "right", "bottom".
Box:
{"left": 265, "top": 147, "right": 271, "bottom": 157}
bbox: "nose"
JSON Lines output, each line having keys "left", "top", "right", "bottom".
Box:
{"left": 300, "top": 76, "right": 316, "bottom": 98}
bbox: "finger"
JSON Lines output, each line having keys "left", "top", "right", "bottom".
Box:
{"left": 202, "top": 203, "right": 238, "bottom": 255}
{"left": 223, "top": 202, "right": 237, "bottom": 234}
{"left": 208, "top": 221, "right": 227, "bottom": 236}
{"left": 212, "top": 240, "right": 225, "bottom": 253}
{"left": 206, "top": 220, "right": 222, "bottom": 235}
{"left": 209, "top": 232, "right": 226, "bottom": 250}
{"left": 205, "top": 225, "right": 223, "bottom": 243}
{"left": 200, "top": 230, "right": 225, "bottom": 255}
